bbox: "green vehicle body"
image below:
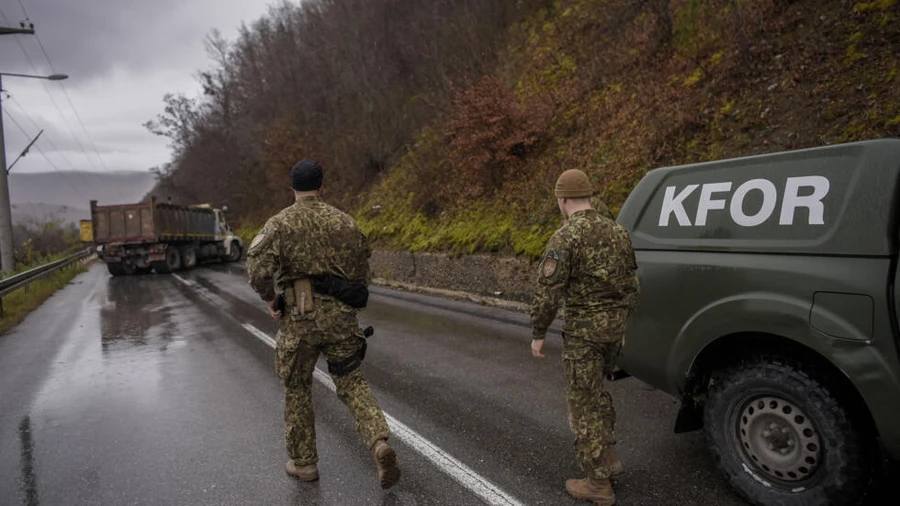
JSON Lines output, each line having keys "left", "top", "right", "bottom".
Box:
{"left": 615, "top": 138, "right": 900, "bottom": 500}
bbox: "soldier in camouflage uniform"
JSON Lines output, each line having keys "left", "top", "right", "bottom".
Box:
{"left": 246, "top": 159, "right": 400, "bottom": 490}
{"left": 530, "top": 169, "right": 640, "bottom": 506}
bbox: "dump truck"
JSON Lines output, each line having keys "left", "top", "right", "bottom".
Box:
{"left": 90, "top": 197, "right": 244, "bottom": 276}
{"left": 615, "top": 138, "right": 900, "bottom": 506}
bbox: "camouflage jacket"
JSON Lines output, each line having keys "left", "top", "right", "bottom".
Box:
{"left": 245, "top": 196, "right": 371, "bottom": 303}
{"left": 530, "top": 208, "right": 640, "bottom": 340}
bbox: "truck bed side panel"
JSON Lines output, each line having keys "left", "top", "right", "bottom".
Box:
{"left": 92, "top": 203, "right": 155, "bottom": 243}
{"left": 616, "top": 139, "right": 900, "bottom": 256}
{"left": 153, "top": 205, "right": 217, "bottom": 241}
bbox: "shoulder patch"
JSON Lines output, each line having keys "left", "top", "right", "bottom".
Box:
{"left": 540, "top": 250, "right": 560, "bottom": 278}
{"left": 248, "top": 227, "right": 270, "bottom": 254}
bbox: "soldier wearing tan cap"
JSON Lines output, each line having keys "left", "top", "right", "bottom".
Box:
{"left": 529, "top": 169, "right": 641, "bottom": 505}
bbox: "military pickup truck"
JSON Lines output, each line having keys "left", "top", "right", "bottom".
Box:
{"left": 615, "top": 138, "right": 900, "bottom": 506}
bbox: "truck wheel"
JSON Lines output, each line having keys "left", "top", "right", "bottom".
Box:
{"left": 703, "top": 358, "right": 872, "bottom": 506}
{"left": 152, "top": 248, "right": 182, "bottom": 274}
{"left": 107, "top": 262, "right": 127, "bottom": 276}
{"left": 180, "top": 247, "right": 197, "bottom": 270}
{"left": 227, "top": 243, "right": 242, "bottom": 262}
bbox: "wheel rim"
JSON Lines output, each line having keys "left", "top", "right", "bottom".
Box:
{"left": 732, "top": 395, "right": 823, "bottom": 485}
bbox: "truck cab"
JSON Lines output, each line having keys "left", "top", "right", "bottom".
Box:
{"left": 615, "top": 138, "right": 900, "bottom": 506}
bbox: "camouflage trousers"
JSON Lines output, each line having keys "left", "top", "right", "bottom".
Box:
{"left": 563, "top": 310, "right": 626, "bottom": 481}
{"left": 276, "top": 301, "right": 390, "bottom": 466}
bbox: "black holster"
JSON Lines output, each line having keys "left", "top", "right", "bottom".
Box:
{"left": 328, "top": 326, "right": 375, "bottom": 378}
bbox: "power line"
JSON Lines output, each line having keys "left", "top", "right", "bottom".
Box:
{"left": 2, "top": 107, "right": 29, "bottom": 138}
{"left": 6, "top": 94, "right": 82, "bottom": 173}
{"left": 17, "top": 0, "right": 110, "bottom": 173}
{"left": 1, "top": 6, "right": 102, "bottom": 173}
{"left": 2, "top": 108, "right": 91, "bottom": 204}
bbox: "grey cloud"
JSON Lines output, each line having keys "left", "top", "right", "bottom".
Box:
{"left": 1, "top": 0, "right": 203, "bottom": 81}
{"left": 1, "top": 0, "right": 272, "bottom": 175}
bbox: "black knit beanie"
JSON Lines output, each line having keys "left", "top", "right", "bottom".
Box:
{"left": 290, "top": 159, "right": 323, "bottom": 191}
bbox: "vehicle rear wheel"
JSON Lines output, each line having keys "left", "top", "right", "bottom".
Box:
{"left": 152, "top": 247, "right": 182, "bottom": 274}
{"left": 180, "top": 246, "right": 198, "bottom": 270}
{"left": 107, "top": 262, "right": 127, "bottom": 276}
{"left": 227, "top": 243, "right": 242, "bottom": 262}
{"left": 703, "top": 357, "right": 873, "bottom": 506}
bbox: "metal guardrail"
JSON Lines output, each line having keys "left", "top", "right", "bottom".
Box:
{"left": 0, "top": 248, "right": 95, "bottom": 299}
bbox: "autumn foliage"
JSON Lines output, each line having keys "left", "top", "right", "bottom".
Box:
{"left": 444, "top": 75, "right": 551, "bottom": 201}
{"left": 146, "top": 0, "right": 900, "bottom": 258}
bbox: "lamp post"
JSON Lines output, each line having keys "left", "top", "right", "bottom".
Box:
{"left": 0, "top": 71, "right": 69, "bottom": 277}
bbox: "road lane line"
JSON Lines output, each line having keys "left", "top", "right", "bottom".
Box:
{"left": 242, "top": 323, "right": 276, "bottom": 348}
{"left": 173, "top": 272, "right": 525, "bottom": 506}
{"left": 242, "top": 322, "right": 525, "bottom": 506}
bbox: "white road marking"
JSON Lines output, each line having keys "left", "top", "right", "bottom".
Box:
{"left": 241, "top": 321, "right": 525, "bottom": 506}
{"left": 172, "top": 273, "right": 192, "bottom": 286}
{"left": 242, "top": 322, "right": 276, "bottom": 348}
{"left": 173, "top": 272, "right": 525, "bottom": 505}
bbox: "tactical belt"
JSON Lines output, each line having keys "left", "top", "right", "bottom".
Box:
{"left": 310, "top": 274, "right": 368, "bottom": 308}
{"left": 283, "top": 275, "right": 369, "bottom": 310}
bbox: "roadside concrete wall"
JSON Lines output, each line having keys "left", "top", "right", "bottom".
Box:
{"left": 370, "top": 250, "right": 538, "bottom": 305}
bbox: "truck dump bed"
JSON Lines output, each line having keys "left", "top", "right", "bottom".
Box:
{"left": 90, "top": 198, "right": 218, "bottom": 244}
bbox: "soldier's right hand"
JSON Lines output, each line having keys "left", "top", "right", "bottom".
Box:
{"left": 267, "top": 299, "right": 283, "bottom": 320}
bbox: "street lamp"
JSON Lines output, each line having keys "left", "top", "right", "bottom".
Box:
{"left": 0, "top": 71, "right": 70, "bottom": 276}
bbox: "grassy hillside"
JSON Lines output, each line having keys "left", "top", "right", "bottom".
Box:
{"left": 357, "top": 0, "right": 899, "bottom": 260}
{"left": 152, "top": 0, "right": 899, "bottom": 260}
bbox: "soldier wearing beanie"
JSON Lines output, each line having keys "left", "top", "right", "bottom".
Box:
{"left": 529, "top": 169, "right": 641, "bottom": 505}
{"left": 246, "top": 159, "right": 401, "bottom": 490}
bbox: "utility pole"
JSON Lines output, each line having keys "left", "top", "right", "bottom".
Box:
{"left": 0, "top": 23, "right": 34, "bottom": 278}
{"left": 0, "top": 73, "right": 12, "bottom": 277}
{"left": 0, "top": 21, "right": 65, "bottom": 278}
{"left": 0, "top": 72, "right": 69, "bottom": 277}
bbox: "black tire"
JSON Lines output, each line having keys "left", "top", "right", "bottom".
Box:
{"left": 152, "top": 248, "right": 181, "bottom": 274}
{"left": 227, "top": 242, "right": 242, "bottom": 262}
{"left": 135, "top": 266, "right": 153, "bottom": 275}
{"left": 180, "top": 247, "right": 198, "bottom": 270}
{"left": 107, "top": 262, "right": 127, "bottom": 276}
{"left": 703, "top": 357, "right": 873, "bottom": 506}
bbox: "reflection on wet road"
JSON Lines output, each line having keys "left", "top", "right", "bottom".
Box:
{"left": 0, "top": 262, "right": 893, "bottom": 505}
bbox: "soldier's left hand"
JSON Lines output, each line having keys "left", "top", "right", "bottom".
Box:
{"left": 531, "top": 338, "right": 546, "bottom": 359}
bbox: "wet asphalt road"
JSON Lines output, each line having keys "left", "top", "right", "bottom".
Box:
{"left": 0, "top": 262, "right": 892, "bottom": 505}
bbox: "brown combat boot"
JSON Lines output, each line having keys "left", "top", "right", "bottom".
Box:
{"left": 285, "top": 460, "right": 319, "bottom": 482}
{"left": 566, "top": 477, "right": 616, "bottom": 506}
{"left": 371, "top": 439, "right": 401, "bottom": 489}
{"left": 601, "top": 447, "right": 624, "bottom": 477}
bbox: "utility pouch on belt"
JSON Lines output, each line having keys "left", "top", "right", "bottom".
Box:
{"left": 293, "top": 279, "right": 314, "bottom": 315}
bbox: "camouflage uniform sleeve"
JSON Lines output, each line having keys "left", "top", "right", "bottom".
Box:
{"left": 530, "top": 231, "right": 570, "bottom": 340}
{"left": 246, "top": 217, "right": 281, "bottom": 302}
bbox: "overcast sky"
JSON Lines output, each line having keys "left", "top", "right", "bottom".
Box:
{"left": 1, "top": 0, "right": 276, "bottom": 174}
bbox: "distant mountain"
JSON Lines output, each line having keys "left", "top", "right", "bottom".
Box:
{"left": 8, "top": 171, "right": 157, "bottom": 225}
{"left": 11, "top": 203, "right": 90, "bottom": 227}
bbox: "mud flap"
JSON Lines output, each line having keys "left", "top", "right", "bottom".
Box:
{"left": 674, "top": 394, "right": 704, "bottom": 433}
